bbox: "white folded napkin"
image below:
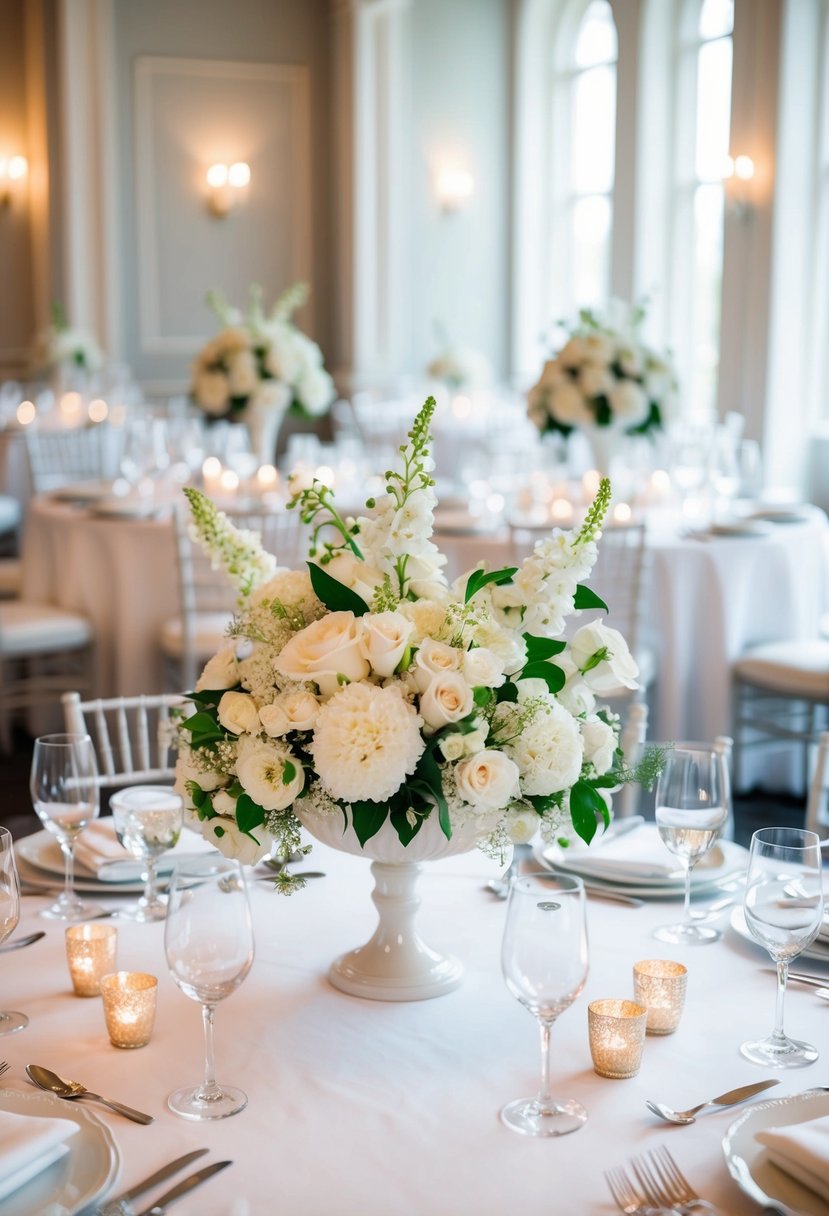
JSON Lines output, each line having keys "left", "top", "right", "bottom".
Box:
{"left": 756, "top": 1114, "right": 829, "bottom": 1203}
{"left": 74, "top": 815, "right": 218, "bottom": 883}
{"left": 556, "top": 823, "right": 723, "bottom": 883}
{"left": 0, "top": 1107, "right": 79, "bottom": 1201}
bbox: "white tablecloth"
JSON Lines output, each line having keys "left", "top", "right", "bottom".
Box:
{"left": 4, "top": 838, "right": 829, "bottom": 1215}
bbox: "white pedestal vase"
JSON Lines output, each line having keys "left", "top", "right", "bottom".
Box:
{"left": 585, "top": 426, "right": 624, "bottom": 477}
{"left": 298, "top": 807, "right": 485, "bottom": 1002}
{"left": 245, "top": 397, "right": 287, "bottom": 466}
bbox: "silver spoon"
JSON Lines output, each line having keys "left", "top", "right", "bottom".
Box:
{"left": 645, "top": 1078, "right": 780, "bottom": 1125}
{"left": 26, "top": 1063, "right": 154, "bottom": 1124}
{"left": 0, "top": 931, "right": 46, "bottom": 953}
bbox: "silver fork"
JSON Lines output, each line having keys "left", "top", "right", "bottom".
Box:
{"left": 0, "top": 1060, "right": 9, "bottom": 1078}
{"left": 633, "top": 1146, "right": 716, "bottom": 1213}
{"left": 604, "top": 1164, "right": 676, "bottom": 1215}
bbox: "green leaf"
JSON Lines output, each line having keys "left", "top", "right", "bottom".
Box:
{"left": 496, "top": 681, "right": 518, "bottom": 703}
{"left": 519, "top": 660, "right": 566, "bottom": 694}
{"left": 464, "top": 566, "right": 518, "bottom": 604}
{"left": 390, "top": 806, "right": 424, "bottom": 847}
{"left": 568, "top": 781, "right": 610, "bottom": 845}
{"left": 308, "top": 562, "right": 370, "bottom": 617}
{"left": 350, "top": 800, "right": 389, "bottom": 847}
{"left": 472, "top": 686, "right": 493, "bottom": 707}
{"left": 414, "top": 745, "right": 451, "bottom": 839}
{"left": 187, "top": 687, "right": 238, "bottom": 707}
{"left": 573, "top": 585, "right": 609, "bottom": 612}
{"left": 181, "top": 711, "right": 221, "bottom": 735}
{"left": 236, "top": 793, "right": 266, "bottom": 835}
{"left": 522, "top": 634, "right": 567, "bottom": 661}
{"left": 282, "top": 760, "right": 296, "bottom": 785}
{"left": 581, "top": 646, "right": 609, "bottom": 674}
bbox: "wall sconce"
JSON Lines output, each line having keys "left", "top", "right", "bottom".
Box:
{"left": 205, "top": 161, "right": 251, "bottom": 218}
{"left": 0, "top": 155, "right": 28, "bottom": 210}
{"left": 722, "top": 153, "right": 755, "bottom": 221}
{"left": 434, "top": 165, "right": 474, "bottom": 214}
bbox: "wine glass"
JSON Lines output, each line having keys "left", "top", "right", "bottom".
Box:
{"left": 109, "top": 785, "right": 184, "bottom": 921}
{"left": 741, "top": 827, "right": 824, "bottom": 1068}
{"left": 29, "top": 734, "right": 102, "bottom": 921}
{"left": 653, "top": 747, "right": 729, "bottom": 945}
{"left": 0, "top": 827, "right": 28, "bottom": 1035}
{"left": 164, "top": 856, "right": 255, "bottom": 1120}
{"left": 500, "top": 873, "right": 589, "bottom": 1137}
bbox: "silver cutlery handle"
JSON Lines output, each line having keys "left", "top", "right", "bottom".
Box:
{"left": 84, "top": 1091, "right": 154, "bottom": 1124}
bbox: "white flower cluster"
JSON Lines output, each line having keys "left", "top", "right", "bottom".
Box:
{"left": 426, "top": 344, "right": 493, "bottom": 390}
{"left": 527, "top": 302, "right": 676, "bottom": 438}
{"left": 35, "top": 323, "right": 104, "bottom": 373}
{"left": 191, "top": 283, "right": 335, "bottom": 422}
{"left": 175, "top": 399, "right": 640, "bottom": 867}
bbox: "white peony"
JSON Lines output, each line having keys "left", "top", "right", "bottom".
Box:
{"left": 455, "top": 750, "right": 520, "bottom": 810}
{"left": 608, "top": 379, "right": 648, "bottom": 426}
{"left": 274, "top": 611, "right": 370, "bottom": 698}
{"left": 360, "top": 611, "right": 414, "bottom": 677}
{"left": 462, "top": 646, "right": 506, "bottom": 688}
{"left": 202, "top": 815, "right": 270, "bottom": 865}
{"left": 296, "top": 366, "right": 335, "bottom": 416}
{"left": 310, "top": 682, "right": 424, "bottom": 804}
{"left": 217, "top": 691, "right": 261, "bottom": 736}
{"left": 418, "top": 670, "right": 474, "bottom": 731}
{"left": 397, "top": 599, "right": 449, "bottom": 644}
{"left": 581, "top": 715, "right": 617, "bottom": 775}
{"left": 570, "top": 620, "right": 639, "bottom": 694}
{"left": 498, "top": 695, "right": 584, "bottom": 795}
{"left": 235, "top": 736, "right": 305, "bottom": 811}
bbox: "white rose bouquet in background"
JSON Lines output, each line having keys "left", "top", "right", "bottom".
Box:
{"left": 190, "top": 282, "right": 335, "bottom": 424}
{"left": 527, "top": 302, "right": 676, "bottom": 439}
{"left": 175, "top": 397, "right": 659, "bottom": 885}
{"left": 427, "top": 344, "right": 494, "bottom": 391}
{"left": 33, "top": 301, "right": 104, "bottom": 374}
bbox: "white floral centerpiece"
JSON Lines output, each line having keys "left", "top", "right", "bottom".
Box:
{"left": 427, "top": 344, "right": 493, "bottom": 391}
{"left": 190, "top": 283, "right": 335, "bottom": 461}
{"left": 527, "top": 302, "right": 676, "bottom": 445}
{"left": 175, "top": 397, "right": 654, "bottom": 886}
{"left": 34, "top": 302, "right": 104, "bottom": 376}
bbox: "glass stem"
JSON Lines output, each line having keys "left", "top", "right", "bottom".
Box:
{"left": 198, "top": 1002, "right": 222, "bottom": 1102}
{"left": 143, "top": 858, "right": 158, "bottom": 908}
{"left": 773, "top": 958, "right": 789, "bottom": 1043}
{"left": 537, "top": 1019, "right": 553, "bottom": 1108}
{"left": 682, "top": 861, "right": 693, "bottom": 926}
{"left": 61, "top": 839, "right": 76, "bottom": 905}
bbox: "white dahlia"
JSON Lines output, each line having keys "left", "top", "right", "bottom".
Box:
{"left": 310, "top": 682, "right": 425, "bottom": 804}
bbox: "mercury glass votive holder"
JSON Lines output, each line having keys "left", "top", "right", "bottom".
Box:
{"left": 100, "top": 971, "right": 157, "bottom": 1048}
{"left": 65, "top": 924, "right": 117, "bottom": 997}
{"left": 633, "top": 959, "right": 688, "bottom": 1035}
{"left": 588, "top": 999, "right": 648, "bottom": 1079}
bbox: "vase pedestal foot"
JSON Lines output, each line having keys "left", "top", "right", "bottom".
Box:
{"left": 326, "top": 859, "right": 464, "bottom": 1001}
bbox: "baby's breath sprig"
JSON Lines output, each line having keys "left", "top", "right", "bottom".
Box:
{"left": 574, "top": 477, "right": 612, "bottom": 547}
{"left": 287, "top": 478, "right": 364, "bottom": 562}
{"left": 371, "top": 574, "right": 400, "bottom": 613}
{"left": 183, "top": 487, "right": 277, "bottom": 604}
{"left": 381, "top": 396, "right": 437, "bottom": 510}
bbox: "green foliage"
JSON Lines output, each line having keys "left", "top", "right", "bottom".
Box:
{"left": 464, "top": 566, "right": 518, "bottom": 604}
{"left": 569, "top": 780, "right": 611, "bottom": 845}
{"left": 307, "top": 562, "right": 370, "bottom": 617}
{"left": 523, "top": 634, "right": 567, "bottom": 662}
{"left": 573, "top": 585, "right": 609, "bottom": 612}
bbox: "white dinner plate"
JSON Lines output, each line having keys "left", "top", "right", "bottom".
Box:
{"left": 0, "top": 1087, "right": 120, "bottom": 1216}
{"left": 50, "top": 479, "right": 114, "bottom": 503}
{"left": 705, "top": 520, "right": 774, "bottom": 537}
{"left": 748, "top": 506, "right": 813, "bottom": 525}
{"left": 88, "top": 497, "right": 158, "bottom": 520}
{"left": 539, "top": 830, "right": 748, "bottom": 890}
{"left": 722, "top": 1088, "right": 829, "bottom": 1215}
{"left": 16, "top": 825, "right": 216, "bottom": 886}
{"left": 15, "top": 854, "right": 146, "bottom": 895}
{"left": 729, "top": 906, "right": 829, "bottom": 966}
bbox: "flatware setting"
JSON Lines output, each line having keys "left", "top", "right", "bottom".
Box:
{"left": 96, "top": 1148, "right": 211, "bottom": 1216}
{"left": 126, "top": 1160, "right": 232, "bottom": 1216}
{"left": 645, "top": 1079, "right": 780, "bottom": 1125}
{"left": 0, "top": 1059, "right": 8, "bottom": 1078}
{"left": 25, "top": 1062, "right": 155, "bottom": 1124}
{"left": 0, "top": 930, "right": 46, "bottom": 952}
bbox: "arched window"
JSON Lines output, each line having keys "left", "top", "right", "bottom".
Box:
{"left": 670, "top": 0, "right": 734, "bottom": 420}
{"left": 549, "top": 1, "right": 618, "bottom": 318}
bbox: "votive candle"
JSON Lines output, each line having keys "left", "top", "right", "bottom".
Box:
{"left": 100, "top": 971, "right": 157, "bottom": 1048}
{"left": 65, "top": 924, "right": 117, "bottom": 997}
{"left": 633, "top": 959, "right": 688, "bottom": 1035}
{"left": 588, "top": 999, "right": 648, "bottom": 1079}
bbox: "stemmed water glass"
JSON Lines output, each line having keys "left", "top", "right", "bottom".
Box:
{"left": 164, "top": 856, "right": 255, "bottom": 1120}
{"left": 741, "top": 827, "right": 824, "bottom": 1068}
{"left": 0, "top": 827, "right": 28, "bottom": 1035}
{"left": 29, "top": 734, "right": 102, "bottom": 921}
{"left": 109, "top": 785, "right": 184, "bottom": 921}
{"left": 500, "top": 873, "right": 589, "bottom": 1137}
{"left": 653, "top": 747, "right": 729, "bottom": 945}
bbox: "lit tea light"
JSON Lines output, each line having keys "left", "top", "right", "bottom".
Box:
{"left": 582, "top": 469, "right": 601, "bottom": 499}
{"left": 88, "top": 398, "right": 108, "bottom": 423}
{"left": 219, "top": 469, "right": 239, "bottom": 495}
{"left": 649, "top": 469, "right": 671, "bottom": 499}
{"left": 59, "top": 392, "right": 84, "bottom": 426}
{"left": 65, "top": 924, "right": 117, "bottom": 997}
{"left": 15, "top": 400, "right": 35, "bottom": 426}
{"left": 613, "top": 502, "right": 632, "bottom": 524}
{"left": 314, "top": 464, "right": 335, "bottom": 488}
{"left": 202, "top": 456, "right": 222, "bottom": 495}
{"left": 100, "top": 971, "right": 158, "bottom": 1049}
{"left": 451, "top": 394, "right": 472, "bottom": 420}
{"left": 256, "top": 464, "right": 278, "bottom": 491}
{"left": 633, "top": 960, "right": 688, "bottom": 1035}
{"left": 550, "top": 498, "right": 573, "bottom": 524}
{"left": 588, "top": 999, "right": 648, "bottom": 1079}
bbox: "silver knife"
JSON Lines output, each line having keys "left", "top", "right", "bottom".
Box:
{"left": 780, "top": 970, "right": 829, "bottom": 989}
{"left": 136, "top": 1160, "right": 232, "bottom": 1216}
{"left": 98, "top": 1149, "right": 209, "bottom": 1215}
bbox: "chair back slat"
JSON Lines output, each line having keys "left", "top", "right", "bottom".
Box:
{"left": 61, "top": 691, "right": 186, "bottom": 789}
{"left": 24, "top": 425, "right": 122, "bottom": 494}
{"left": 93, "top": 704, "right": 116, "bottom": 778}
{"left": 806, "top": 730, "right": 829, "bottom": 836}
{"left": 116, "top": 706, "right": 133, "bottom": 773}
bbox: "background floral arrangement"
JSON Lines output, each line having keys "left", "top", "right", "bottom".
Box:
{"left": 175, "top": 398, "right": 654, "bottom": 884}
{"left": 427, "top": 344, "right": 493, "bottom": 391}
{"left": 34, "top": 301, "right": 104, "bottom": 373}
{"left": 191, "top": 282, "right": 335, "bottom": 423}
{"left": 527, "top": 302, "right": 676, "bottom": 439}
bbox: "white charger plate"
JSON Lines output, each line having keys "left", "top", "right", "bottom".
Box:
{"left": 0, "top": 1087, "right": 120, "bottom": 1216}
{"left": 722, "top": 1088, "right": 829, "bottom": 1215}
{"left": 729, "top": 906, "right": 829, "bottom": 966}
{"left": 539, "top": 830, "right": 747, "bottom": 890}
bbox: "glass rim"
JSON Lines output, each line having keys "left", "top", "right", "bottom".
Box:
{"left": 750, "top": 826, "right": 821, "bottom": 850}
{"left": 508, "top": 870, "right": 585, "bottom": 893}
{"left": 32, "top": 733, "right": 93, "bottom": 748}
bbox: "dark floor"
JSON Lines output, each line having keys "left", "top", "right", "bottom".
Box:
{"left": 0, "top": 725, "right": 807, "bottom": 846}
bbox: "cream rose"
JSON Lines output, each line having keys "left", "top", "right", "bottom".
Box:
{"left": 455, "top": 750, "right": 520, "bottom": 810}
{"left": 581, "top": 716, "right": 617, "bottom": 775}
{"left": 202, "top": 816, "right": 270, "bottom": 866}
{"left": 462, "top": 646, "right": 506, "bottom": 689}
{"left": 506, "top": 809, "right": 541, "bottom": 844}
{"left": 217, "top": 691, "right": 261, "bottom": 736}
{"left": 419, "top": 671, "right": 474, "bottom": 730}
{"left": 438, "top": 733, "right": 467, "bottom": 762}
{"left": 195, "top": 647, "right": 240, "bottom": 693}
{"left": 570, "top": 621, "right": 639, "bottom": 694}
{"left": 274, "top": 611, "right": 370, "bottom": 698}
{"left": 259, "top": 690, "right": 320, "bottom": 737}
{"left": 413, "top": 638, "right": 462, "bottom": 693}
{"left": 360, "top": 611, "right": 414, "bottom": 677}
{"left": 174, "top": 754, "right": 227, "bottom": 811}
{"left": 236, "top": 739, "right": 305, "bottom": 811}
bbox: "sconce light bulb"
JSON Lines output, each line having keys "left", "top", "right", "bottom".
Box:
{"left": 228, "top": 161, "right": 250, "bottom": 188}
{"left": 8, "top": 156, "right": 27, "bottom": 181}
{"left": 435, "top": 166, "right": 475, "bottom": 212}
{"left": 206, "top": 163, "right": 229, "bottom": 188}
{"left": 721, "top": 155, "right": 735, "bottom": 180}
{"left": 734, "top": 155, "right": 755, "bottom": 181}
